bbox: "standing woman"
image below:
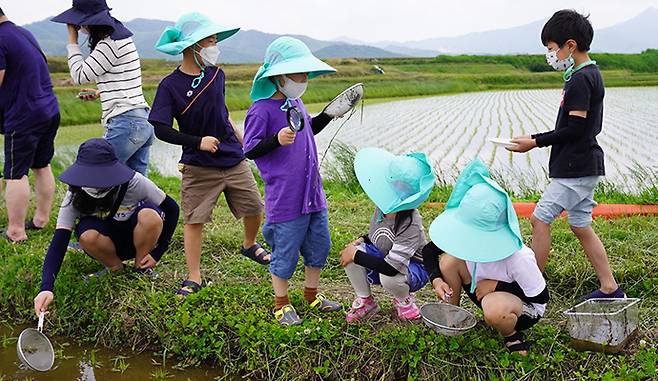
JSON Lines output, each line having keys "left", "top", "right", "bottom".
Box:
{"left": 51, "top": 0, "right": 154, "bottom": 175}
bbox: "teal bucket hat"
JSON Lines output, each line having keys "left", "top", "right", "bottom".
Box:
{"left": 250, "top": 36, "right": 336, "bottom": 101}
{"left": 354, "top": 148, "right": 436, "bottom": 214}
{"left": 155, "top": 12, "right": 239, "bottom": 56}
{"left": 428, "top": 159, "right": 523, "bottom": 292}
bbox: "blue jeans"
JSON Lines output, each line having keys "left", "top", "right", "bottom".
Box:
{"left": 263, "top": 210, "right": 331, "bottom": 280}
{"left": 104, "top": 108, "right": 154, "bottom": 175}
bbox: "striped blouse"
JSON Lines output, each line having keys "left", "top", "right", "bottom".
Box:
{"left": 67, "top": 37, "right": 148, "bottom": 126}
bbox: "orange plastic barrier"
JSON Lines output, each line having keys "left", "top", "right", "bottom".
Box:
{"left": 426, "top": 202, "right": 658, "bottom": 220}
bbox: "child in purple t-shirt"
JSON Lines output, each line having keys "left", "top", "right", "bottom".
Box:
{"left": 149, "top": 13, "right": 268, "bottom": 297}
{"left": 243, "top": 37, "right": 342, "bottom": 325}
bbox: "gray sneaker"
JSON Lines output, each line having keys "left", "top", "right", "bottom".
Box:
{"left": 133, "top": 267, "right": 160, "bottom": 279}
{"left": 275, "top": 304, "right": 302, "bottom": 326}
{"left": 82, "top": 267, "right": 111, "bottom": 283}
{"left": 309, "top": 293, "right": 342, "bottom": 312}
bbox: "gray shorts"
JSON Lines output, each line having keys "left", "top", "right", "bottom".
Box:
{"left": 533, "top": 176, "right": 600, "bottom": 228}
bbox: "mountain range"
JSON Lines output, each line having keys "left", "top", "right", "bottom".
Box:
{"left": 21, "top": 7, "right": 658, "bottom": 63}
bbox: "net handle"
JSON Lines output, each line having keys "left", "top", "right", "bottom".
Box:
{"left": 38, "top": 312, "right": 44, "bottom": 333}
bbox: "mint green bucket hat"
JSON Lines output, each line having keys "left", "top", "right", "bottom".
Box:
{"left": 354, "top": 148, "right": 436, "bottom": 214}
{"left": 250, "top": 36, "right": 336, "bottom": 101}
{"left": 429, "top": 159, "right": 523, "bottom": 292}
{"left": 155, "top": 12, "right": 240, "bottom": 55}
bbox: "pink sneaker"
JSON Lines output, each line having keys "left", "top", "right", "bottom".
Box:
{"left": 393, "top": 296, "right": 421, "bottom": 320}
{"left": 346, "top": 296, "right": 380, "bottom": 323}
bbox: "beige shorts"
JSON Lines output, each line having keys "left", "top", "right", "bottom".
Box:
{"left": 180, "top": 160, "right": 264, "bottom": 224}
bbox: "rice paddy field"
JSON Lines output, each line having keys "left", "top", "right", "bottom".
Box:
{"left": 315, "top": 87, "right": 658, "bottom": 193}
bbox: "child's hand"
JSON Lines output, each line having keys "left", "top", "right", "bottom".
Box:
{"left": 507, "top": 138, "right": 536, "bottom": 153}
{"left": 339, "top": 245, "right": 358, "bottom": 267}
{"left": 432, "top": 278, "right": 453, "bottom": 302}
{"left": 34, "top": 291, "right": 54, "bottom": 317}
{"left": 476, "top": 279, "right": 498, "bottom": 301}
{"left": 278, "top": 128, "right": 296, "bottom": 146}
{"left": 199, "top": 136, "right": 220, "bottom": 153}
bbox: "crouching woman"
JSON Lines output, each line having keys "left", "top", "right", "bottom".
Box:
{"left": 33, "top": 138, "right": 180, "bottom": 316}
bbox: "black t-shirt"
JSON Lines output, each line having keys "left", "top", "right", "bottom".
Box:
{"left": 536, "top": 65, "right": 605, "bottom": 178}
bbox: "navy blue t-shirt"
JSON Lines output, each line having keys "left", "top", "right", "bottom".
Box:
{"left": 538, "top": 65, "right": 605, "bottom": 178}
{"left": 0, "top": 21, "right": 59, "bottom": 133}
{"left": 148, "top": 66, "right": 244, "bottom": 169}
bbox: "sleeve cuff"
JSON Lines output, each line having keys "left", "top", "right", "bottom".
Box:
{"left": 66, "top": 44, "right": 82, "bottom": 57}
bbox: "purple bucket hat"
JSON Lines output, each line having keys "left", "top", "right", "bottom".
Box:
{"left": 51, "top": 0, "right": 133, "bottom": 40}
{"left": 59, "top": 138, "right": 135, "bottom": 188}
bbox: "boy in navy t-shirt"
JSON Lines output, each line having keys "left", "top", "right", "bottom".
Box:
{"left": 149, "top": 13, "right": 268, "bottom": 296}
{"left": 509, "top": 10, "right": 623, "bottom": 300}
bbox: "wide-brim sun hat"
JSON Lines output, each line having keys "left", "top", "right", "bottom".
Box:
{"left": 51, "top": 0, "right": 133, "bottom": 40}
{"left": 155, "top": 12, "right": 240, "bottom": 56}
{"left": 250, "top": 36, "right": 336, "bottom": 101}
{"left": 354, "top": 147, "right": 436, "bottom": 214}
{"left": 59, "top": 138, "right": 135, "bottom": 188}
{"left": 428, "top": 159, "right": 523, "bottom": 264}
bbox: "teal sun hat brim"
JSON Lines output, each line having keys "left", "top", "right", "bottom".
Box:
{"left": 155, "top": 12, "right": 240, "bottom": 56}
{"left": 250, "top": 36, "right": 336, "bottom": 101}
{"left": 428, "top": 159, "right": 523, "bottom": 264}
{"left": 354, "top": 147, "right": 436, "bottom": 214}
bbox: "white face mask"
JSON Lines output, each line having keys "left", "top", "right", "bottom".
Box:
{"left": 545, "top": 48, "right": 574, "bottom": 71}
{"left": 79, "top": 26, "right": 90, "bottom": 35}
{"left": 82, "top": 186, "right": 113, "bottom": 199}
{"left": 196, "top": 45, "right": 220, "bottom": 67}
{"left": 277, "top": 75, "right": 308, "bottom": 100}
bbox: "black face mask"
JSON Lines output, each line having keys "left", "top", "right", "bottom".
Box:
{"left": 69, "top": 186, "right": 120, "bottom": 216}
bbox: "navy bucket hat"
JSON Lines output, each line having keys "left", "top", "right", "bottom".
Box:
{"left": 59, "top": 139, "right": 135, "bottom": 188}
{"left": 51, "top": 0, "right": 133, "bottom": 40}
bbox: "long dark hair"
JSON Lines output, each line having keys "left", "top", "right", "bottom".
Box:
{"left": 69, "top": 185, "right": 119, "bottom": 216}
{"left": 393, "top": 209, "right": 415, "bottom": 236}
{"left": 87, "top": 25, "right": 114, "bottom": 51}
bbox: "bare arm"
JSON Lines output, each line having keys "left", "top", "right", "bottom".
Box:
{"left": 0, "top": 69, "right": 5, "bottom": 87}
{"left": 229, "top": 117, "right": 244, "bottom": 145}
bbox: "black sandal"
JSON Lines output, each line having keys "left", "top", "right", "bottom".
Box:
{"left": 176, "top": 279, "right": 204, "bottom": 297}
{"left": 504, "top": 331, "right": 531, "bottom": 354}
{"left": 25, "top": 220, "right": 44, "bottom": 231}
{"left": 240, "top": 243, "right": 271, "bottom": 265}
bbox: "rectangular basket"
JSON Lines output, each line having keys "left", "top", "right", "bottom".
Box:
{"left": 563, "top": 298, "right": 640, "bottom": 353}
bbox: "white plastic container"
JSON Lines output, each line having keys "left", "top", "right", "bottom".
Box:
{"left": 563, "top": 298, "right": 640, "bottom": 353}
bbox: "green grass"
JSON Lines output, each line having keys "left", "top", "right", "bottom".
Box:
{"left": 1, "top": 145, "right": 658, "bottom": 380}
{"left": 49, "top": 51, "right": 658, "bottom": 126}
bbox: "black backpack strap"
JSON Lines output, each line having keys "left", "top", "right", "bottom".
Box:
{"left": 106, "top": 182, "right": 129, "bottom": 221}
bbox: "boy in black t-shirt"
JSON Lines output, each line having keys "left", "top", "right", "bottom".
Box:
{"left": 508, "top": 10, "right": 624, "bottom": 300}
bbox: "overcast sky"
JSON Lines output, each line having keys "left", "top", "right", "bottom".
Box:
{"left": 3, "top": 0, "right": 658, "bottom": 42}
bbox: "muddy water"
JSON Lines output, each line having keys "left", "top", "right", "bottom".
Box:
{"left": 0, "top": 325, "right": 221, "bottom": 381}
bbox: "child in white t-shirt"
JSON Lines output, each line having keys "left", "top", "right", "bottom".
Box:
{"left": 422, "top": 159, "right": 549, "bottom": 355}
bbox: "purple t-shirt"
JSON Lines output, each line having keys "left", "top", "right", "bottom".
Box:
{"left": 0, "top": 22, "right": 59, "bottom": 132}
{"left": 148, "top": 66, "right": 244, "bottom": 168}
{"left": 244, "top": 98, "right": 327, "bottom": 224}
